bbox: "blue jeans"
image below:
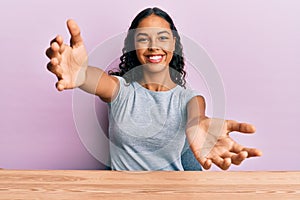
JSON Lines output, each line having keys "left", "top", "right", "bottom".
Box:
{"left": 181, "top": 139, "right": 202, "bottom": 171}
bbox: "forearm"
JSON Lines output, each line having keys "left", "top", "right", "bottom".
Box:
{"left": 185, "top": 115, "right": 208, "bottom": 146}
{"left": 79, "top": 66, "right": 119, "bottom": 102}
{"left": 185, "top": 96, "right": 208, "bottom": 154}
{"left": 79, "top": 66, "right": 105, "bottom": 95}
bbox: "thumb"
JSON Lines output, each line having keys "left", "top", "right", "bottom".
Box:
{"left": 227, "top": 120, "right": 256, "bottom": 134}
{"left": 66, "top": 19, "right": 84, "bottom": 47}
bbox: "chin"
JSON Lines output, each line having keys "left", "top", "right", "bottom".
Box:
{"left": 142, "top": 63, "right": 169, "bottom": 74}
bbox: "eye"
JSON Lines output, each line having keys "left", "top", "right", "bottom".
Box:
{"left": 159, "top": 36, "right": 169, "bottom": 41}
{"left": 137, "top": 38, "right": 149, "bottom": 42}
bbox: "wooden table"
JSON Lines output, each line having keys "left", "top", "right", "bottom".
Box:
{"left": 0, "top": 170, "right": 299, "bottom": 200}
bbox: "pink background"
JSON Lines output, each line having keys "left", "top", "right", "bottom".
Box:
{"left": 0, "top": 0, "right": 299, "bottom": 170}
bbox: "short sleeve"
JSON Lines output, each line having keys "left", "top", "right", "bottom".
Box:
{"left": 109, "top": 76, "right": 129, "bottom": 105}
{"left": 183, "top": 88, "right": 202, "bottom": 105}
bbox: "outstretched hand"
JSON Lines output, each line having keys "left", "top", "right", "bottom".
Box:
{"left": 45, "top": 19, "right": 88, "bottom": 91}
{"left": 188, "top": 118, "right": 262, "bottom": 170}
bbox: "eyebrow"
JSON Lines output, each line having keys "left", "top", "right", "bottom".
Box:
{"left": 157, "top": 31, "right": 171, "bottom": 35}
{"left": 136, "top": 31, "right": 171, "bottom": 37}
{"left": 136, "top": 33, "right": 148, "bottom": 37}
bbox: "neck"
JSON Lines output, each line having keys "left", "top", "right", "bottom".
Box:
{"left": 139, "top": 70, "right": 176, "bottom": 92}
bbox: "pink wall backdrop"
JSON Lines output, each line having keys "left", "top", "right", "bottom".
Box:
{"left": 0, "top": 0, "right": 299, "bottom": 170}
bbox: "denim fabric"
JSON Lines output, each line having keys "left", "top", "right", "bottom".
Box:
{"left": 181, "top": 139, "right": 202, "bottom": 171}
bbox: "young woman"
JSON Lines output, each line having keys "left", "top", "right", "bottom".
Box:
{"left": 46, "top": 7, "right": 262, "bottom": 170}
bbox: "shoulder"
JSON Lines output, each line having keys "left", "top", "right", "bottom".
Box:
{"left": 186, "top": 95, "right": 206, "bottom": 118}
{"left": 187, "top": 95, "right": 206, "bottom": 108}
{"left": 180, "top": 87, "right": 206, "bottom": 114}
{"left": 109, "top": 76, "right": 133, "bottom": 104}
{"left": 176, "top": 87, "right": 204, "bottom": 104}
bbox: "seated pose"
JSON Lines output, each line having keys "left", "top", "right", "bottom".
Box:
{"left": 46, "top": 7, "right": 262, "bottom": 171}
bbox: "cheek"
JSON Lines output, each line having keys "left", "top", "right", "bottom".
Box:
{"left": 166, "top": 52, "right": 173, "bottom": 64}
{"left": 135, "top": 49, "right": 145, "bottom": 62}
{"left": 161, "top": 43, "right": 174, "bottom": 53}
{"left": 167, "top": 41, "right": 176, "bottom": 64}
{"left": 162, "top": 41, "right": 175, "bottom": 62}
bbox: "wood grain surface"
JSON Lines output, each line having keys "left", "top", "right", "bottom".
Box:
{"left": 0, "top": 170, "right": 299, "bottom": 200}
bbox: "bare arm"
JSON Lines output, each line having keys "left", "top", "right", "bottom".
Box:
{"left": 45, "top": 19, "right": 118, "bottom": 102}
{"left": 79, "top": 66, "right": 119, "bottom": 102}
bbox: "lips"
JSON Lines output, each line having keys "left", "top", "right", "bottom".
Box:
{"left": 145, "top": 54, "right": 165, "bottom": 63}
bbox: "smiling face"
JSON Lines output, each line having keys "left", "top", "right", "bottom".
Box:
{"left": 134, "top": 14, "right": 176, "bottom": 74}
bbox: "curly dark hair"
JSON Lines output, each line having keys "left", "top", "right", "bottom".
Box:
{"left": 109, "top": 7, "right": 186, "bottom": 87}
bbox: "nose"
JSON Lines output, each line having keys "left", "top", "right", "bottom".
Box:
{"left": 148, "top": 40, "right": 160, "bottom": 51}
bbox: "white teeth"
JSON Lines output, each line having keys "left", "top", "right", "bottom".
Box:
{"left": 149, "top": 55, "right": 162, "bottom": 60}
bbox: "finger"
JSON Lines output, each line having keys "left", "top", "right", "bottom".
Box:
{"left": 46, "top": 62, "right": 53, "bottom": 72}
{"left": 56, "top": 35, "right": 63, "bottom": 46}
{"left": 50, "top": 35, "right": 64, "bottom": 46}
{"left": 242, "top": 147, "right": 263, "bottom": 157}
{"left": 45, "top": 46, "right": 62, "bottom": 59}
{"left": 51, "top": 42, "right": 60, "bottom": 56}
{"left": 231, "top": 151, "right": 248, "bottom": 165}
{"left": 210, "top": 156, "right": 231, "bottom": 170}
{"left": 51, "top": 42, "right": 63, "bottom": 62}
{"left": 46, "top": 40, "right": 60, "bottom": 59}
{"left": 60, "top": 43, "right": 66, "bottom": 53}
{"left": 45, "top": 47, "right": 54, "bottom": 59}
{"left": 46, "top": 60, "right": 57, "bottom": 72}
{"left": 227, "top": 120, "right": 256, "bottom": 133}
{"left": 220, "top": 151, "right": 239, "bottom": 165}
{"left": 47, "top": 59, "right": 62, "bottom": 79}
{"left": 223, "top": 157, "right": 232, "bottom": 170}
{"left": 67, "top": 19, "right": 83, "bottom": 47}
{"left": 56, "top": 79, "right": 67, "bottom": 91}
{"left": 230, "top": 142, "right": 244, "bottom": 154}
{"left": 195, "top": 153, "right": 212, "bottom": 170}
{"left": 201, "top": 158, "right": 212, "bottom": 170}
{"left": 49, "top": 35, "right": 66, "bottom": 54}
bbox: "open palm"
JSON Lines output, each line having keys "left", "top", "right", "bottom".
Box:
{"left": 46, "top": 20, "right": 88, "bottom": 91}
{"left": 188, "top": 118, "right": 262, "bottom": 170}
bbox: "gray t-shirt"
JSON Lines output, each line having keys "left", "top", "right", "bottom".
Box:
{"left": 108, "top": 76, "right": 200, "bottom": 170}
